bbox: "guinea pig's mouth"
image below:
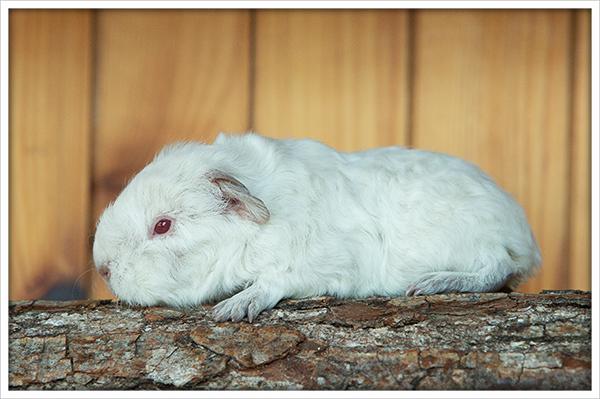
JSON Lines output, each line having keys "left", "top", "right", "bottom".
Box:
{"left": 108, "top": 283, "right": 168, "bottom": 307}
{"left": 112, "top": 293, "right": 160, "bottom": 307}
{"left": 103, "top": 269, "right": 187, "bottom": 308}
{"left": 122, "top": 298, "right": 166, "bottom": 307}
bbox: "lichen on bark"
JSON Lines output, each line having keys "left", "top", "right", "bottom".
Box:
{"left": 9, "top": 291, "right": 591, "bottom": 390}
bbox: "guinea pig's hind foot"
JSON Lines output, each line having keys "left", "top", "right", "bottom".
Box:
{"left": 405, "top": 270, "right": 512, "bottom": 296}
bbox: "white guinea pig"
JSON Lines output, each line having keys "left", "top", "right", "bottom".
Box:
{"left": 93, "top": 132, "right": 541, "bottom": 322}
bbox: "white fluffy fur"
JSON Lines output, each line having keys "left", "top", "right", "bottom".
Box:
{"left": 93, "top": 132, "right": 541, "bottom": 322}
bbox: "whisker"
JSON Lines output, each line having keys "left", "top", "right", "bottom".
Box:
{"left": 90, "top": 277, "right": 106, "bottom": 300}
{"left": 73, "top": 268, "right": 94, "bottom": 290}
{"left": 90, "top": 278, "right": 97, "bottom": 297}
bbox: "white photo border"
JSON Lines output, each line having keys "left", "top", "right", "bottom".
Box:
{"left": 1, "top": 1, "right": 598, "bottom": 398}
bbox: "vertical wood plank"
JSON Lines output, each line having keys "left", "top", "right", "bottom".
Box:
{"left": 92, "top": 10, "right": 251, "bottom": 298}
{"left": 10, "top": 10, "right": 93, "bottom": 299}
{"left": 411, "top": 10, "right": 572, "bottom": 292}
{"left": 568, "top": 10, "right": 591, "bottom": 290}
{"left": 253, "top": 10, "right": 410, "bottom": 150}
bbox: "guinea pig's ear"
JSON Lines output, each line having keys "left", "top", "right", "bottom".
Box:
{"left": 207, "top": 170, "right": 270, "bottom": 225}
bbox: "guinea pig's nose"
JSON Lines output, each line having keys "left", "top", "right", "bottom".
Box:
{"left": 98, "top": 265, "right": 111, "bottom": 280}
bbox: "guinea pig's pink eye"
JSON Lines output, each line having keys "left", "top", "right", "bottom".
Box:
{"left": 153, "top": 219, "right": 172, "bottom": 235}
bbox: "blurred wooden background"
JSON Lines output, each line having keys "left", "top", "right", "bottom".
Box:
{"left": 9, "top": 9, "right": 591, "bottom": 300}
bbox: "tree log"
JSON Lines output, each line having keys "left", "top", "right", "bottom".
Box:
{"left": 9, "top": 290, "right": 591, "bottom": 390}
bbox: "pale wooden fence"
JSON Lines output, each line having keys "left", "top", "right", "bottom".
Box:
{"left": 9, "top": 9, "right": 591, "bottom": 300}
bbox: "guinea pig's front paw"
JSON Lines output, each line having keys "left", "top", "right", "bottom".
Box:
{"left": 211, "top": 286, "right": 271, "bottom": 323}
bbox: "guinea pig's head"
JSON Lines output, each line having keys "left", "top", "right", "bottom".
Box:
{"left": 92, "top": 142, "right": 269, "bottom": 307}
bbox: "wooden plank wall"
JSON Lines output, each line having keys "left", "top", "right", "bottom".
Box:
{"left": 253, "top": 10, "right": 410, "bottom": 149}
{"left": 10, "top": 10, "right": 93, "bottom": 299}
{"left": 411, "top": 10, "right": 573, "bottom": 293}
{"left": 9, "top": 9, "right": 591, "bottom": 300}
{"left": 568, "top": 10, "right": 592, "bottom": 294}
{"left": 91, "top": 10, "right": 251, "bottom": 297}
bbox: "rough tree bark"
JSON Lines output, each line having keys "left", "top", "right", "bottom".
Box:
{"left": 9, "top": 290, "right": 591, "bottom": 390}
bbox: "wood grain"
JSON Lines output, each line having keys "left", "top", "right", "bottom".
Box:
{"left": 568, "top": 10, "right": 591, "bottom": 290}
{"left": 9, "top": 9, "right": 591, "bottom": 300}
{"left": 411, "top": 10, "right": 573, "bottom": 292}
{"left": 9, "top": 10, "right": 93, "bottom": 299}
{"left": 253, "top": 10, "right": 410, "bottom": 150}
{"left": 91, "top": 10, "right": 251, "bottom": 298}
